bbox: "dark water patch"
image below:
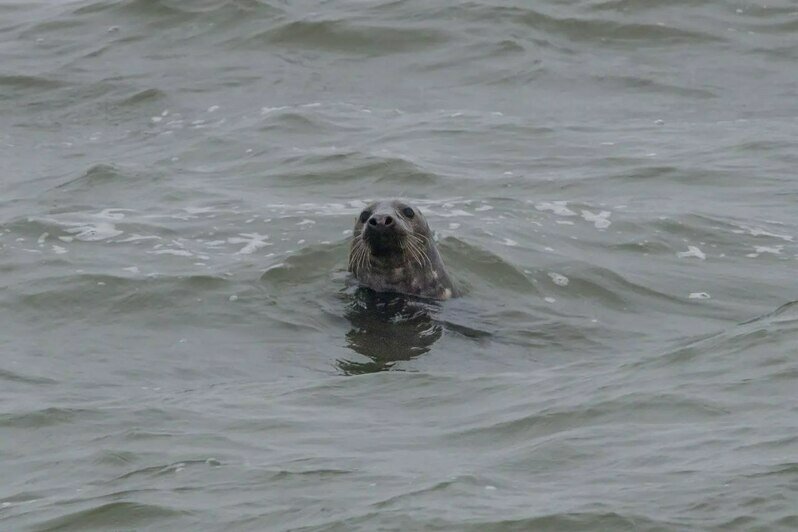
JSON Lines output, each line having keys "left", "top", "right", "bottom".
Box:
{"left": 34, "top": 501, "right": 187, "bottom": 532}
{"left": 447, "top": 392, "right": 728, "bottom": 448}
{"left": 370, "top": 474, "right": 492, "bottom": 508}
{"left": 73, "top": 0, "right": 283, "bottom": 19}
{"left": 632, "top": 301, "right": 798, "bottom": 390}
{"left": 0, "top": 75, "right": 65, "bottom": 103}
{"left": 0, "top": 368, "right": 58, "bottom": 386}
{"left": 91, "top": 449, "right": 139, "bottom": 467}
{"left": 592, "top": 75, "right": 716, "bottom": 99}
{"left": 115, "top": 87, "right": 167, "bottom": 107}
{"left": 461, "top": 512, "right": 665, "bottom": 531}
{"left": 424, "top": 4, "right": 726, "bottom": 46}
{"left": 269, "top": 152, "right": 442, "bottom": 188}
{"left": 268, "top": 467, "right": 352, "bottom": 482}
{"left": 245, "top": 19, "right": 450, "bottom": 55}
{"left": 18, "top": 12, "right": 91, "bottom": 38}
{"left": 729, "top": 139, "right": 798, "bottom": 154}
{"left": 7, "top": 273, "right": 236, "bottom": 327}
{"left": 49, "top": 163, "right": 164, "bottom": 197}
{"left": 337, "top": 289, "right": 445, "bottom": 375}
{"left": 441, "top": 237, "right": 538, "bottom": 296}
{"left": 548, "top": 264, "right": 671, "bottom": 309}
{"left": 520, "top": 13, "right": 725, "bottom": 46}
{"left": 647, "top": 212, "right": 791, "bottom": 247}
{"left": 112, "top": 459, "right": 221, "bottom": 482}
{"left": 260, "top": 242, "right": 346, "bottom": 288}
{"left": 455, "top": 309, "right": 611, "bottom": 357}
{"left": 258, "top": 110, "right": 360, "bottom": 136}
{"left": 0, "top": 407, "right": 101, "bottom": 429}
{"left": 287, "top": 509, "right": 665, "bottom": 532}
{"left": 587, "top": 0, "right": 709, "bottom": 12}
{"left": 1, "top": 491, "right": 43, "bottom": 505}
{"left": 73, "top": 0, "right": 186, "bottom": 17}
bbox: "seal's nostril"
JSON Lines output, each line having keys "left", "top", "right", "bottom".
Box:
{"left": 368, "top": 217, "right": 377, "bottom": 226}
{"left": 384, "top": 216, "right": 393, "bottom": 226}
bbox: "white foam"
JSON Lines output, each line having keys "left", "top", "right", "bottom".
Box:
{"left": 183, "top": 206, "right": 220, "bottom": 215}
{"left": 65, "top": 222, "right": 123, "bottom": 242}
{"left": 581, "top": 210, "right": 612, "bottom": 229}
{"left": 689, "top": 292, "right": 711, "bottom": 299}
{"left": 229, "top": 233, "right": 270, "bottom": 255}
{"left": 261, "top": 106, "right": 288, "bottom": 114}
{"left": 501, "top": 238, "right": 518, "bottom": 247}
{"left": 746, "top": 245, "right": 783, "bottom": 258}
{"left": 428, "top": 209, "right": 472, "bottom": 218}
{"left": 733, "top": 224, "right": 793, "bottom": 242}
{"left": 116, "top": 234, "right": 161, "bottom": 243}
{"left": 548, "top": 272, "right": 569, "bottom": 286}
{"left": 123, "top": 266, "right": 140, "bottom": 273}
{"left": 95, "top": 209, "right": 131, "bottom": 220}
{"left": 151, "top": 249, "right": 193, "bottom": 257}
{"left": 544, "top": 297, "right": 556, "bottom": 303}
{"left": 677, "top": 246, "right": 706, "bottom": 260}
{"left": 37, "top": 232, "right": 49, "bottom": 245}
{"left": 263, "top": 263, "right": 285, "bottom": 273}
{"left": 474, "top": 205, "right": 493, "bottom": 212}
{"left": 52, "top": 245, "right": 67, "bottom": 255}
{"left": 534, "top": 201, "right": 577, "bottom": 217}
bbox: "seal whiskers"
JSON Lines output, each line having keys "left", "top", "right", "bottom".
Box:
{"left": 349, "top": 234, "right": 371, "bottom": 277}
{"left": 405, "top": 232, "right": 433, "bottom": 269}
{"left": 347, "top": 200, "right": 456, "bottom": 300}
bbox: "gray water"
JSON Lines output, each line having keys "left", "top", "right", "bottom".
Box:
{"left": 2, "top": 0, "right": 798, "bottom": 530}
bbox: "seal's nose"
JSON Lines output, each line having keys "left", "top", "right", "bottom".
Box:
{"left": 367, "top": 214, "right": 394, "bottom": 228}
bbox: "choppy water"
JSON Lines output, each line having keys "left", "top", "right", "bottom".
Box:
{"left": 2, "top": 0, "right": 798, "bottom": 530}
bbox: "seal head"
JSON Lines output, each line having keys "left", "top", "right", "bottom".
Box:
{"left": 349, "top": 200, "right": 456, "bottom": 300}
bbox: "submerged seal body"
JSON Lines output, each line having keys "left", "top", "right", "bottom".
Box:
{"left": 348, "top": 200, "right": 456, "bottom": 300}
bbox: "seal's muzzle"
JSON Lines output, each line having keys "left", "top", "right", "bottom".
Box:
{"left": 363, "top": 214, "right": 403, "bottom": 256}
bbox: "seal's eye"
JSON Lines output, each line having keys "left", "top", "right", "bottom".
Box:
{"left": 402, "top": 207, "right": 415, "bottom": 219}
{"left": 359, "top": 210, "right": 371, "bottom": 224}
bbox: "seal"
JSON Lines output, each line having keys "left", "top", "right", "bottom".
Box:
{"left": 348, "top": 199, "right": 456, "bottom": 300}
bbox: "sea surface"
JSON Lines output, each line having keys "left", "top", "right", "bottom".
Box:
{"left": 2, "top": 1, "right": 798, "bottom": 530}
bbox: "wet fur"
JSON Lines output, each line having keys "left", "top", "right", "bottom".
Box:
{"left": 349, "top": 200, "right": 456, "bottom": 300}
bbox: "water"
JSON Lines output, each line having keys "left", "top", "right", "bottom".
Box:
{"left": 2, "top": 0, "right": 797, "bottom": 530}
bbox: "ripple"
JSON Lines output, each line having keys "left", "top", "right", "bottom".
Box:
{"left": 0, "top": 74, "right": 64, "bottom": 91}
{"left": 240, "top": 19, "right": 450, "bottom": 54}
{"left": 0, "top": 368, "right": 57, "bottom": 386}
{"left": 0, "top": 407, "right": 100, "bottom": 429}
{"left": 35, "top": 501, "right": 187, "bottom": 532}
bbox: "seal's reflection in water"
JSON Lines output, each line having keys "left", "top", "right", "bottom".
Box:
{"left": 339, "top": 288, "right": 443, "bottom": 375}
